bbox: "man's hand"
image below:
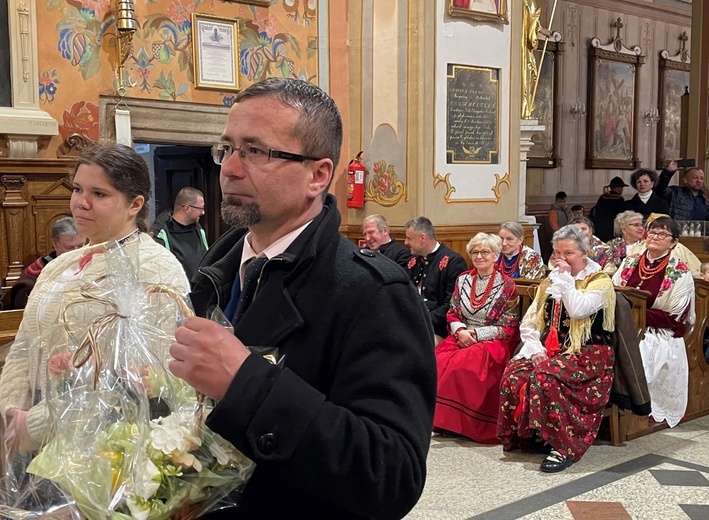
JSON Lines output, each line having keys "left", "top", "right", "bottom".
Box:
{"left": 169, "top": 317, "right": 251, "bottom": 400}
{"left": 4, "top": 408, "right": 39, "bottom": 458}
{"left": 667, "top": 159, "right": 678, "bottom": 173}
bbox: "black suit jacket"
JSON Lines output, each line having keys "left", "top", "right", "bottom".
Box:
{"left": 407, "top": 244, "right": 468, "bottom": 337}
{"left": 192, "top": 195, "right": 436, "bottom": 520}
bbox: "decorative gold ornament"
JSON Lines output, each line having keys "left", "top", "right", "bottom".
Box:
{"left": 364, "top": 160, "right": 408, "bottom": 207}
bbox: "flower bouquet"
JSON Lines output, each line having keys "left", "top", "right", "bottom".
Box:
{"left": 4, "top": 242, "right": 254, "bottom": 519}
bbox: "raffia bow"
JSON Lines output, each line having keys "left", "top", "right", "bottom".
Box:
{"left": 64, "top": 282, "right": 206, "bottom": 430}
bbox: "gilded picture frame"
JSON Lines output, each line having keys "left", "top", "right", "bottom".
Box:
{"left": 223, "top": 0, "right": 270, "bottom": 5}
{"left": 192, "top": 13, "right": 240, "bottom": 92}
{"left": 656, "top": 49, "right": 690, "bottom": 169}
{"left": 586, "top": 35, "right": 644, "bottom": 170}
{"left": 529, "top": 37, "right": 564, "bottom": 169}
{"left": 448, "top": 0, "right": 509, "bottom": 25}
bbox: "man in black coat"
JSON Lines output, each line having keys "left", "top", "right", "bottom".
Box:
{"left": 404, "top": 216, "right": 468, "bottom": 340}
{"left": 362, "top": 213, "right": 411, "bottom": 269}
{"left": 169, "top": 78, "right": 436, "bottom": 520}
{"left": 591, "top": 176, "right": 628, "bottom": 241}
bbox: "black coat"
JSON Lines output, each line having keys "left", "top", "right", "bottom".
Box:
{"left": 407, "top": 244, "right": 468, "bottom": 337}
{"left": 192, "top": 195, "right": 436, "bottom": 520}
{"left": 592, "top": 193, "right": 626, "bottom": 242}
{"left": 377, "top": 238, "right": 412, "bottom": 269}
{"left": 624, "top": 192, "right": 669, "bottom": 219}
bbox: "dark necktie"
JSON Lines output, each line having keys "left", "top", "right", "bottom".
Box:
{"left": 233, "top": 256, "right": 268, "bottom": 324}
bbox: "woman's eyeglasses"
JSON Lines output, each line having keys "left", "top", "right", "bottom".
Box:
{"left": 212, "top": 143, "right": 321, "bottom": 166}
{"left": 470, "top": 250, "right": 494, "bottom": 258}
{"left": 646, "top": 231, "right": 673, "bottom": 240}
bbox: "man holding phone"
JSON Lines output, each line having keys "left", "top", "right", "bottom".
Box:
{"left": 654, "top": 159, "right": 709, "bottom": 221}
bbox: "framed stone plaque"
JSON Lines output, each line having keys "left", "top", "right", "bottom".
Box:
{"left": 446, "top": 64, "right": 500, "bottom": 165}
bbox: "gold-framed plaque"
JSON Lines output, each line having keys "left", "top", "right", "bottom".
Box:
{"left": 192, "top": 13, "right": 240, "bottom": 91}
{"left": 446, "top": 64, "right": 500, "bottom": 165}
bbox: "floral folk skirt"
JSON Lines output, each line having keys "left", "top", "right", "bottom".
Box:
{"left": 496, "top": 343, "right": 614, "bottom": 462}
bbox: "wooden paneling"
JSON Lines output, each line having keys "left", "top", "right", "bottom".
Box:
{"left": 342, "top": 224, "right": 536, "bottom": 268}
{"left": 0, "top": 158, "right": 75, "bottom": 286}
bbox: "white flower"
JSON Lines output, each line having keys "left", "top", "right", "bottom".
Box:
{"left": 149, "top": 413, "right": 201, "bottom": 455}
{"left": 209, "top": 441, "right": 230, "bottom": 466}
{"left": 134, "top": 458, "right": 161, "bottom": 500}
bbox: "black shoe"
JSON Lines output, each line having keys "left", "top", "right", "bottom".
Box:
{"left": 440, "top": 429, "right": 460, "bottom": 438}
{"left": 540, "top": 449, "right": 573, "bottom": 473}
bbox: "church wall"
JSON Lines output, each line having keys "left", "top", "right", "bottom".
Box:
{"left": 33, "top": 0, "right": 319, "bottom": 157}
{"left": 527, "top": 0, "right": 692, "bottom": 209}
{"left": 430, "top": 0, "right": 519, "bottom": 225}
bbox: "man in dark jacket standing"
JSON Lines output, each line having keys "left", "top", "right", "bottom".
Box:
{"left": 153, "top": 187, "right": 209, "bottom": 281}
{"left": 654, "top": 161, "right": 709, "bottom": 221}
{"left": 169, "top": 78, "right": 436, "bottom": 520}
{"left": 404, "top": 216, "right": 467, "bottom": 340}
{"left": 592, "top": 176, "right": 628, "bottom": 241}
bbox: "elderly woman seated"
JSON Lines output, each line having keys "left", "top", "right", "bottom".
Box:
{"left": 613, "top": 216, "right": 695, "bottom": 427}
{"left": 496, "top": 221, "right": 545, "bottom": 279}
{"left": 497, "top": 225, "right": 616, "bottom": 473}
{"left": 569, "top": 216, "right": 614, "bottom": 274}
{"left": 607, "top": 210, "right": 645, "bottom": 269}
{"left": 434, "top": 233, "right": 520, "bottom": 443}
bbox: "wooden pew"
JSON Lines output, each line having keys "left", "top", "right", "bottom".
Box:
{"left": 512, "top": 279, "right": 650, "bottom": 446}
{"left": 625, "top": 278, "right": 709, "bottom": 439}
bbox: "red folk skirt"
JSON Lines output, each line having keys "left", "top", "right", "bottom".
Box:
{"left": 434, "top": 334, "right": 517, "bottom": 444}
{"left": 496, "top": 343, "right": 614, "bottom": 462}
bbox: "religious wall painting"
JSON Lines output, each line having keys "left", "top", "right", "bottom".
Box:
{"left": 586, "top": 27, "right": 643, "bottom": 170}
{"left": 446, "top": 64, "right": 500, "bottom": 165}
{"left": 528, "top": 38, "right": 563, "bottom": 168}
{"left": 448, "top": 0, "right": 509, "bottom": 25}
{"left": 656, "top": 39, "right": 690, "bottom": 169}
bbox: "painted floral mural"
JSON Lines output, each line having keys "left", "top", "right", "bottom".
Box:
{"left": 59, "top": 101, "right": 100, "bottom": 141}
{"left": 36, "top": 0, "right": 319, "bottom": 156}
{"left": 365, "top": 160, "right": 407, "bottom": 207}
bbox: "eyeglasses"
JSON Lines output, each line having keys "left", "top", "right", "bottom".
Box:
{"left": 470, "top": 250, "right": 494, "bottom": 258}
{"left": 212, "top": 143, "right": 321, "bottom": 166}
{"left": 187, "top": 204, "right": 205, "bottom": 211}
{"left": 628, "top": 222, "right": 644, "bottom": 228}
{"left": 647, "top": 231, "right": 673, "bottom": 240}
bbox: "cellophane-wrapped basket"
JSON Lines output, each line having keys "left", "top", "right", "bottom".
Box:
{"left": 1, "top": 243, "right": 254, "bottom": 519}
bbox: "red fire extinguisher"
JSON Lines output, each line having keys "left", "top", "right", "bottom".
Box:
{"left": 346, "top": 151, "right": 366, "bottom": 209}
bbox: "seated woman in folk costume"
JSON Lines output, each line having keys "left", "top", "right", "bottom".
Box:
{"left": 496, "top": 221, "right": 545, "bottom": 279}
{"left": 434, "top": 233, "right": 520, "bottom": 443}
{"left": 613, "top": 216, "right": 695, "bottom": 427}
{"left": 606, "top": 210, "right": 645, "bottom": 271}
{"left": 497, "top": 225, "right": 616, "bottom": 473}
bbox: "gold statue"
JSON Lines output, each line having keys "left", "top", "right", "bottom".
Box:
{"left": 521, "top": 0, "right": 551, "bottom": 120}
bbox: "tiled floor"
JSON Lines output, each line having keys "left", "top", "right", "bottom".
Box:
{"left": 406, "top": 415, "right": 709, "bottom": 519}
